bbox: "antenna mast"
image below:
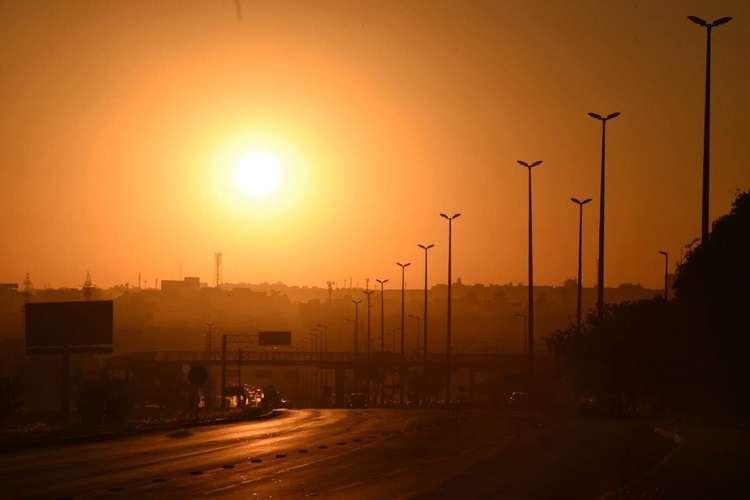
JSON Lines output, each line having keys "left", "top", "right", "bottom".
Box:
{"left": 215, "top": 252, "right": 223, "bottom": 288}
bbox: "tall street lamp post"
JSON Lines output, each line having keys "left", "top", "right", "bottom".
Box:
{"left": 440, "top": 212, "right": 461, "bottom": 406}
{"left": 376, "top": 279, "right": 389, "bottom": 352}
{"left": 688, "top": 15, "right": 733, "bottom": 243}
{"left": 417, "top": 243, "right": 434, "bottom": 363}
{"left": 571, "top": 197, "right": 592, "bottom": 334}
{"left": 363, "top": 289, "right": 375, "bottom": 403}
{"left": 396, "top": 261, "right": 411, "bottom": 407}
{"left": 517, "top": 160, "right": 542, "bottom": 381}
{"left": 588, "top": 112, "right": 620, "bottom": 319}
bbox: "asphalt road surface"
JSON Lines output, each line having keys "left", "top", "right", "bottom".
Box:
{"left": 0, "top": 409, "right": 519, "bottom": 499}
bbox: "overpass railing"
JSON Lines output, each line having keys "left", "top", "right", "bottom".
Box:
{"left": 112, "top": 350, "right": 515, "bottom": 366}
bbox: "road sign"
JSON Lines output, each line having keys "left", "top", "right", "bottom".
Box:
{"left": 25, "top": 300, "right": 113, "bottom": 354}
{"left": 258, "top": 331, "right": 291, "bottom": 346}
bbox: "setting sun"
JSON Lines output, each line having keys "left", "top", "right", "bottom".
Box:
{"left": 232, "top": 151, "right": 283, "bottom": 199}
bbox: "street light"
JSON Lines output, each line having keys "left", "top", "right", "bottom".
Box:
{"left": 376, "top": 278, "right": 389, "bottom": 352}
{"left": 571, "top": 197, "right": 592, "bottom": 334}
{"left": 517, "top": 160, "right": 541, "bottom": 381}
{"left": 417, "top": 243, "right": 434, "bottom": 363}
{"left": 440, "top": 212, "right": 461, "bottom": 406}
{"left": 658, "top": 251, "right": 669, "bottom": 301}
{"left": 588, "top": 112, "right": 620, "bottom": 319}
{"left": 688, "top": 15, "right": 733, "bottom": 243}
{"left": 396, "top": 261, "right": 411, "bottom": 407}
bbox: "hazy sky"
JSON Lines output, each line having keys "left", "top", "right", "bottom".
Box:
{"left": 1, "top": 0, "right": 749, "bottom": 290}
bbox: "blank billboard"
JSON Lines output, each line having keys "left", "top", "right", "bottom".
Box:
{"left": 25, "top": 301, "right": 113, "bottom": 354}
{"left": 258, "top": 331, "right": 291, "bottom": 346}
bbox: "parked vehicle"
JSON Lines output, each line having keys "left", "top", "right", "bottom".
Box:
{"left": 347, "top": 393, "right": 368, "bottom": 408}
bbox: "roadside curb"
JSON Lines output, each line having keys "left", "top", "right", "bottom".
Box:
{"left": 0, "top": 409, "right": 280, "bottom": 454}
{"left": 599, "top": 425, "right": 683, "bottom": 499}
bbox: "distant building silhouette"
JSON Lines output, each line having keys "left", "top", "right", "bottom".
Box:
{"left": 161, "top": 276, "right": 202, "bottom": 293}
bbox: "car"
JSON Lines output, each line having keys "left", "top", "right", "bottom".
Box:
{"left": 507, "top": 391, "right": 530, "bottom": 410}
{"left": 347, "top": 393, "right": 368, "bottom": 408}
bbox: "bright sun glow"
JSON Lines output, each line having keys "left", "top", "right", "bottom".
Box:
{"left": 232, "top": 151, "right": 283, "bottom": 199}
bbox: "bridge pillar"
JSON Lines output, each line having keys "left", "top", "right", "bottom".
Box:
{"left": 334, "top": 367, "right": 346, "bottom": 407}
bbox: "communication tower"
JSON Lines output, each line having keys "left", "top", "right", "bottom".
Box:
{"left": 215, "top": 252, "right": 223, "bottom": 288}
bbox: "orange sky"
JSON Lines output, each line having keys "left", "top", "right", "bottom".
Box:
{"left": 1, "top": 0, "right": 749, "bottom": 290}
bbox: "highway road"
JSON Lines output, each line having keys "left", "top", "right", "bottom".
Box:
{"left": 0, "top": 409, "right": 519, "bottom": 499}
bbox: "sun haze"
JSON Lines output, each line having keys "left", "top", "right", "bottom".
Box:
{"left": 232, "top": 151, "right": 283, "bottom": 200}
{"left": 0, "top": 1, "right": 749, "bottom": 289}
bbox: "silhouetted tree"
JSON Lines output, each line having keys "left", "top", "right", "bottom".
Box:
{"left": 674, "top": 190, "right": 750, "bottom": 414}
{"left": 549, "top": 191, "right": 750, "bottom": 416}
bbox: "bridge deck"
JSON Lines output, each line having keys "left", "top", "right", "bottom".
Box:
{"left": 109, "top": 351, "right": 524, "bottom": 369}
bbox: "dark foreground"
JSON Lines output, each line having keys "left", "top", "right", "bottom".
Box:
{"left": 0, "top": 408, "right": 743, "bottom": 499}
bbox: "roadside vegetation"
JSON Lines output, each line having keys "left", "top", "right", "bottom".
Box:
{"left": 548, "top": 190, "right": 750, "bottom": 417}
